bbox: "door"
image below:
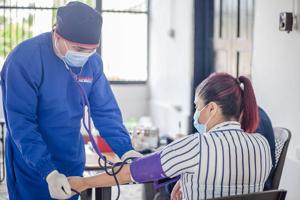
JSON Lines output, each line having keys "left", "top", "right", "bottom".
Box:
{"left": 191, "top": 0, "right": 254, "bottom": 133}
{"left": 213, "top": 0, "right": 254, "bottom": 78}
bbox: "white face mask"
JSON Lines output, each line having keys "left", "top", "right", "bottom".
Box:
{"left": 193, "top": 103, "right": 216, "bottom": 133}
{"left": 63, "top": 49, "right": 95, "bottom": 67}
{"left": 54, "top": 37, "right": 96, "bottom": 67}
{"left": 193, "top": 105, "right": 209, "bottom": 133}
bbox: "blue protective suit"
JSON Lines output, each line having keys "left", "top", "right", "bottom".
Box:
{"left": 1, "top": 32, "right": 133, "bottom": 199}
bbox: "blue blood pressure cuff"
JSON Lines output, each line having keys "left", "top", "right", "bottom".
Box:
{"left": 130, "top": 152, "right": 167, "bottom": 183}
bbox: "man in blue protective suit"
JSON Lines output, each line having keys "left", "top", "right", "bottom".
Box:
{"left": 1, "top": 2, "right": 141, "bottom": 199}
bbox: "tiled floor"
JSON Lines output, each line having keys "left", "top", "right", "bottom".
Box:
{"left": 112, "top": 184, "right": 144, "bottom": 200}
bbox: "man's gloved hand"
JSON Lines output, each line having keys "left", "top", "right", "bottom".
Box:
{"left": 121, "top": 150, "right": 143, "bottom": 162}
{"left": 121, "top": 150, "right": 143, "bottom": 182}
{"left": 46, "top": 170, "right": 72, "bottom": 199}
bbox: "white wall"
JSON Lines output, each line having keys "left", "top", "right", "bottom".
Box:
{"left": 111, "top": 84, "right": 149, "bottom": 122}
{"left": 252, "top": 0, "right": 300, "bottom": 198}
{"left": 149, "top": 0, "right": 194, "bottom": 137}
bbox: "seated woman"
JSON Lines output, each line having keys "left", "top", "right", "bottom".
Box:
{"left": 68, "top": 73, "right": 272, "bottom": 199}
{"left": 165, "top": 107, "right": 276, "bottom": 198}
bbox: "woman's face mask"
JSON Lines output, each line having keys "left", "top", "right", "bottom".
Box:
{"left": 193, "top": 104, "right": 213, "bottom": 133}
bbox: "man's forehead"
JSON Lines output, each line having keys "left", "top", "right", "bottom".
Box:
{"left": 55, "top": 31, "right": 98, "bottom": 50}
{"left": 69, "top": 42, "right": 98, "bottom": 50}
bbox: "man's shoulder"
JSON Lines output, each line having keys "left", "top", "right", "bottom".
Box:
{"left": 8, "top": 32, "right": 50, "bottom": 60}
{"left": 88, "top": 53, "right": 104, "bottom": 76}
{"left": 3, "top": 33, "right": 51, "bottom": 76}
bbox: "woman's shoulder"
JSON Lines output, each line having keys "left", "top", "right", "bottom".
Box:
{"left": 160, "top": 133, "right": 200, "bottom": 154}
{"left": 244, "top": 132, "right": 270, "bottom": 145}
{"left": 246, "top": 131, "right": 266, "bottom": 138}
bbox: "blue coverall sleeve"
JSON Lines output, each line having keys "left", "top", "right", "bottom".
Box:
{"left": 89, "top": 71, "right": 133, "bottom": 158}
{"left": 3, "top": 53, "right": 56, "bottom": 179}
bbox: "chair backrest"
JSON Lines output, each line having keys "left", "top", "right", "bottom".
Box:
{"left": 271, "top": 127, "right": 291, "bottom": 189}
{"left": 211, "top": 189, "right": 287, "bottom": 200}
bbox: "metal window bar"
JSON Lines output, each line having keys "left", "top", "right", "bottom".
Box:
{"left": 0, "top": 0, "right": 148, "bottom": 84}
{"left": 0, "top": 6, "right": 148, "bottom": 13}
{"left": 0, "top": 3, "right": 148, "bottom": 58}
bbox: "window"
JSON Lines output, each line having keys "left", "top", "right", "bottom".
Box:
{"left": 101, "top": 0, "right": 148, "bottom": 82}
{"left": 0, "top": 0, "right": 148, "bottom": 83}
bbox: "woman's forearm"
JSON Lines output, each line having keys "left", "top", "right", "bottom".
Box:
{"left": 84, "top": 164, "right": 132, "bottom": 188}
{"left": 68, "top": 152, "right": 166, "bottom": 193}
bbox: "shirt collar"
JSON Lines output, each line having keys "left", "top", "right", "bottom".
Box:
{"left": 208, "top": 121, "right": 242, "bottom": 132}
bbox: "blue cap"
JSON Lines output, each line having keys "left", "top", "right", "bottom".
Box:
{"left": 56, "top": 1, "right": 102, "bottom": 45}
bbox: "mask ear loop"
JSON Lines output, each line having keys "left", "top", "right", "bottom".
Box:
{"left": 204, "top": 104, "right": 218, "bottom": 130}
{"left": 196, "top": 104, "right": 207, "bottom": 121}
{"left": 54, "top": 32, "right": 71, "bottom": 57}
{"left": 62, "top": 39, "right": 70, "bottom": 53}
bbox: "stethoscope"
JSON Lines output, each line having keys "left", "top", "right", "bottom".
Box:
{"left": 63, "top": 61, "right": 135, "bottom": 200}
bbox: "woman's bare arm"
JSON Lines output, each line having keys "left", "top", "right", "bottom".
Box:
{"left": 69, "top": 151, "right": 168, "bottom": 194}
{"left": 68, "top": 165, "right": 132, "bottom": 193}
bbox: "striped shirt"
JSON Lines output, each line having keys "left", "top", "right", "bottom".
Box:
{"left": 160, "top": 121, "right": 272, "bottom": 200}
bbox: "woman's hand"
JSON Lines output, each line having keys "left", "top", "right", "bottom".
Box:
{"left": 171, "top": 181, "right": 183, "bottom": 200}
{"left": 68, "top": 176, "right": 88, "bottom": 195}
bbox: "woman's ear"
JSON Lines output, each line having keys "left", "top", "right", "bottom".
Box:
{"left": 208, "top": 102, "right": 219, "bottom": 117}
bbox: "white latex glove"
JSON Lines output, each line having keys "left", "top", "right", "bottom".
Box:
{"left": 46, "top": 170, "right": 72, "bottom": 199}
{"left": 121, "top": 150, "right": 143, "bottom": 183}
{"left": 121, "top": 150, "right": 143, "bottom": 162}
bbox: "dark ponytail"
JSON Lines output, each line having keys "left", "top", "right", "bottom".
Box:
{"left": 196, "top": 73, "right": 259, "bottom": 133}
{"left": 238, "top": 76, "right": 259, "bottom": 133}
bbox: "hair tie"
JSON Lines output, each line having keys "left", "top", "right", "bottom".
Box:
{"left": 236, "top": 78, "right": 244, "bottom": 91}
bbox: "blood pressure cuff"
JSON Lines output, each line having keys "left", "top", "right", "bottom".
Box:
{"left": 130, "top": 152, "right": 167, "bottom": 183}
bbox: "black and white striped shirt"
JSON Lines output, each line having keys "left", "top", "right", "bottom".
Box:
{"left": 160, "top": 121, "right": 272, "bottom": 200}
